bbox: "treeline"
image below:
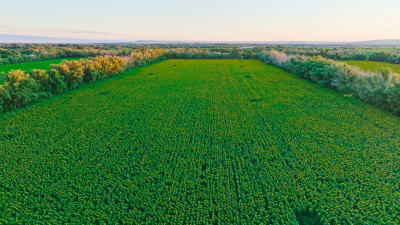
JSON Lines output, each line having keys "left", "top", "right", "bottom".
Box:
{"left": 2, "top": 44, "right": 400, "bottom": 65}
{"left": 0, "top": 44, "right": 150, "bottom": 65}
{"left": 0, "top": 49, "right": 166, "bottom": 112}
{"left": 0, "top": 43, "right": 261, "bottom": 65}
{"left": 258, "top": 50, "right": 400, "bottom": 115}
{"left": 165, "top": 48, "right": 258, "bottom": 59}
{"left": 279, "top": 46, "right": 400, "bottom": 64}
{"left": 126, "top": 49, "right": 166, "bottom": 67}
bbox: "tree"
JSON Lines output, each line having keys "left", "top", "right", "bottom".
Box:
{"left": 0, "top": 70, "right": 38, "bottom": 109}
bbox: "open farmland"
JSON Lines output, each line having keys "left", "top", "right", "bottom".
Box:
{"left": 1, "top": 59, "right": 400, "bottom": 224}
{"left": 344, "top": 60, "right": 400, "bottom": 74}
{"left": 0, "top": 58, "right": 81, "bottom": 83}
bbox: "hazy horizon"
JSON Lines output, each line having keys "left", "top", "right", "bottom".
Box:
{"left": 2, "top": 34, "right": 400, "bottom": 44}
{"left": 1, "top": 0, "right": 400, "bottom": 42}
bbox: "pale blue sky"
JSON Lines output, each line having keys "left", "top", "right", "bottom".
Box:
{"left": 1, "top": 0, "right": 399, "bottom": 41}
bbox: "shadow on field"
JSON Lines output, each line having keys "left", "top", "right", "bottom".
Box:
{"left": 295, "top": 211, "right": 322, "bottom": 225}
{"left": 98, "top": 91, "right": 109, "bottom": 96}
{"left": 249, "top": 98, "right": 263, "bottom": 103}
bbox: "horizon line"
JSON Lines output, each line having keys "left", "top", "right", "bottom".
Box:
{"left": 1, "top": 33, "right": 400, "bottom": 44}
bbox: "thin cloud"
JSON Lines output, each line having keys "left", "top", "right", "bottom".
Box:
{"left": 0, "top": 25, "right": 130, "bottom": 40}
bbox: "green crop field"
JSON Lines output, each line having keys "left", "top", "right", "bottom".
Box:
{"left": 0, "top": 58, "right": 82, "bottom": 83}
{"left": 344, "top": 60, "right": 400, "bottom": 74}
{"left": 1, "top": 59, "right": 400, "bottom": 224}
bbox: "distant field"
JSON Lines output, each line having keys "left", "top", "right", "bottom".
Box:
{"left": 0, "top": 58, "right": 81, "bottom": 83}
{"left": 344, "top": 60, "right": 400, "bottom": 74}
{"left": 357, "top": 47, "right": 400, "bottom": 53}
{"left": 1, "top": 59, "right": 399, "bottom": 224}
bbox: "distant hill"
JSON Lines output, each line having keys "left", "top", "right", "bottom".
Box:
{"left": 134, "top": 40, "right": 400, "bottom": 46}
{"left": 354, "top": 39, "right": 400, "bottom": 45}
{"left": 0, "top": 34, "right": 400, "bottom": 46}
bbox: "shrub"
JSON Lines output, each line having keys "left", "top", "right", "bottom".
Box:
{"left": 0, "top": 70, "right": 38, "bottom": 110}
{"left": 29, "top": 69, "right": 50, "bottom": 94}
{"left": 48, "top": 68, "right": 67, "bottom": 95}
{"left": 51, "top": 60, "right": 85, "bottom": 90}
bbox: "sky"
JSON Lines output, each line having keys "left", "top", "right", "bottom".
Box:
{"left": 0, "top": 0, "right": 399, "bottom": 42}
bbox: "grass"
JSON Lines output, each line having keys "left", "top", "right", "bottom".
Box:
{"left": 0, "top": 58, "right": 82, "bottom": 83}
{"left": 344, "top": 60, "right": 400, "bottom": 74}
{"left": 0, "top": 59, "right": 399, "bottom": 224}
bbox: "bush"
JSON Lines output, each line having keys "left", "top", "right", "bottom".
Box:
{"left": 386, "top": 83, "right": 400, "bottom": 114}
{"left": 29, "top": 69, "right": 50, "bottom": 93}
{"left": 48, "top": 69, "right": 67, "bottom": 95}
{"left": 0, "top": 70, "right": 38, "bottom": 110}
{"left": 51, "top": 60, "right": 85, "bottom": 90}
{"left": 127, "top": 49, "right": 165, "bottom": 68}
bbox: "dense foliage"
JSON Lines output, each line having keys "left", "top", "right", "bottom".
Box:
{"left": 0, "top": 43, "right": 158, "bottom": 65}
{"left": 126, "top": 49, "right": 166, "bottom": 68}
{"left": 258, "top": 50, "right": 400, "bottom": 115}
{"left": 1, "top": 60, "right": 399, "bottom": 224}
{"left": 0, "top": 43, "right": 261, "bottom": 65}
{"left": 165, "top": 47, "right": 257, "bottom": 59}
{"left": 275, "top": 46, "right": 400, "bottom": 64}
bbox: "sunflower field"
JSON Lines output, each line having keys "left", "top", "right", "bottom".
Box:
{"left": 0, "top": 59, "right": 399, "bottom": 224}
